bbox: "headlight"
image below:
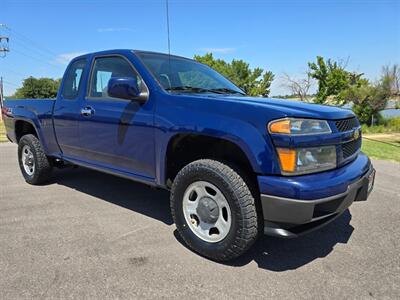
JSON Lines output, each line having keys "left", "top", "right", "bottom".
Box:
{"left": 276, "top": 146, "right": 337, "bottom": 175}
{"left": 268, "top": 118, "right": 331, "bottom": 135}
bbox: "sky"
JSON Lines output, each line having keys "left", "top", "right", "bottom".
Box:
{"left": 1, "top": 0, "right": 399, "bottom": 96}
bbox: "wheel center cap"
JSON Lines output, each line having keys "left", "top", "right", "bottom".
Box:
{"left": 26, "top": 157, "right": 34, "bottom": 166}
{"left": 196, "top": 197, "right": 219, "bottom": 224}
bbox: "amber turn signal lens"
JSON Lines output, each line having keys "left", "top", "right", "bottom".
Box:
{"left": 269, "top": 119, "right": 291, "bottom": 134}
{"left": 276, "top": 148, "right": 296, "bottom": 173}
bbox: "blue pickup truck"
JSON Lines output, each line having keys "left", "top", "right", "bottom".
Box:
{"left": 2, "top": 49, "right": 375, "bottom": 261}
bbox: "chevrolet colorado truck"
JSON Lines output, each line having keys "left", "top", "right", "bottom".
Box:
{"left": 1, "top": 50, "right": 375, "bottom": 261}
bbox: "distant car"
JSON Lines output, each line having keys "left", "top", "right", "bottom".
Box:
{"left": 1, "top": 50, "right": 375, "bottom": 261}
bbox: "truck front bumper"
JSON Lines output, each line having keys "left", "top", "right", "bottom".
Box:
{"left": 258, "top": 153, "right": 375, "bottom": 238}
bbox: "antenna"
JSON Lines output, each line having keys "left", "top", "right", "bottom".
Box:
{"left": 165, "top": 0, "right": 171, "bottom": 56}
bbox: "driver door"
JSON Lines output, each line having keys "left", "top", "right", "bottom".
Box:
{"left": 78, "top": 55, "right": 155, "bottom": 179}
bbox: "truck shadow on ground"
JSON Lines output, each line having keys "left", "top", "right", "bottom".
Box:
{"left": 51, "top": 167, "right": 354, "bottom": 272}
{"left": 173, "top": 209, "right": 353, "bottom": 271}
{"left": 226, "top": 210, "right": 354, "bottom": 271}
{"left": 50, "top": 167, "right": 173, "bottom": 225}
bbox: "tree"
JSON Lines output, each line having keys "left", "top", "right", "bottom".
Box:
{"left": 194, "top": 53, "right": 274, "bottom": 97}
{"left": 281, "top": 72, "right": 313, "bottom": 101}
{"left": 382, "top": 64, "right": 400, "bottom": 96}
{"left": 341, "top": 71, "right": 392, "bottom": 125}
{"left": 308, "top": 56, "right": 364, "bottom": 105}
{"left": 13, "top": 77, "right": 61, "bottom": 99}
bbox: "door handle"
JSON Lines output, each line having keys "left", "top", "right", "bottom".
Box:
{"left": 80, "top": 106, "right": 94, "bottom": 117}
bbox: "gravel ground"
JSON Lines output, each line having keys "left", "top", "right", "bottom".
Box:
{"left": 0, "top": 142, "right": 399, "bottom": 299}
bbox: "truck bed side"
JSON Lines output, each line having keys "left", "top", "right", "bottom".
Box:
{"left": 2, "top": 99, "right": 61, "bottom": 156}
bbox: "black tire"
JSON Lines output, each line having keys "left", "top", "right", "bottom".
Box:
{"left": 18, "top": 134, "right": 52, "bottom": 185}
{"left": 170, "top": 159, "right": 259, "bottom": 261}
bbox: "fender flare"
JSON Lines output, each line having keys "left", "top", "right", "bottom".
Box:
{"left": 155, "top": 130, "right": 268, "bottom": 186}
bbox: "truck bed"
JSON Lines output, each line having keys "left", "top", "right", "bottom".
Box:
{"left": 2, "top": 99, "right": 59, "bottom": 155}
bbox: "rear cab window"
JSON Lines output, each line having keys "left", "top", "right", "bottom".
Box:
{"left": 61, "top": 59, "right": 86, "bottom": 100}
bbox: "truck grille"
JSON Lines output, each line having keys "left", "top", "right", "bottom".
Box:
{"left": 341, "top": 138, "right": 361, "bottom": 159}
{"left": 335, "top": 117, "right": 360, "bottom": 132}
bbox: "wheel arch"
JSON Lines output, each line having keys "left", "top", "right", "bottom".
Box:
{"left": 15, "top": 119, "right": 39, "bottom": 142}
{"left": 162, "top": 132, "right": 260, "bottom": 188}
{"left": 12, "top": 116, "right": 52, "bottom": 154}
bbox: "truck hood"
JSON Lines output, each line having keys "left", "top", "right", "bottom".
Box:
{"left": 217, "top": 95, "right": 354, "bottom": 120}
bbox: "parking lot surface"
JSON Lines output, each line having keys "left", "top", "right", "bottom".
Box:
{"left": 0, "top": 143, "right": 399, "bottom": 299}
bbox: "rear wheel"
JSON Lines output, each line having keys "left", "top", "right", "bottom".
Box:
{"left": 18, "top": 134, "right": 53, "bottom": 185}
{"left": 170, "top": 159, "right": 258, "bottom": 261}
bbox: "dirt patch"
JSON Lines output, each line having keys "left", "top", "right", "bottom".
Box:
{"left": 128, "top": 256, "right": 149, "bottom": 267}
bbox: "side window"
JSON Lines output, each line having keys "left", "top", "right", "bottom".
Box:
{"left": 61, "top": 59, "right": 86, "bottom": 99}
{"left": 89, "top": 56, "right": 143, "bottom": 98}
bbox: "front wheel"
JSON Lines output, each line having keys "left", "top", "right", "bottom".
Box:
{"left": 18, "top": 134, "right": 53, "bottom": 185}
{"left": 170, "top": 159, "right": 259, "bottom": 261}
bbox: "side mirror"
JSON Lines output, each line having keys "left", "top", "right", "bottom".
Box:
{"left": 107, "top": 77, "right": 144, "bottom": 102}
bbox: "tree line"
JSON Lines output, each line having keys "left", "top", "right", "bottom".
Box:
{"left": 8, "top": 54, "right": 399, "bottom": 125}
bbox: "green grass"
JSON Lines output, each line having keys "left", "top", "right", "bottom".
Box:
{"left": 362, "top": 138, "right": 400, "bottom": 162}
{"left": 0, "top": 121, "right": 7, "bottom": 143}
{"left": 360, "top": 117, "right": 400, "bottom": 162}
{"left": 363, "top": 133, "right": 400, "bottom": 146}
{"left": 361, "top": 117, "right": 400, "bottom": 134}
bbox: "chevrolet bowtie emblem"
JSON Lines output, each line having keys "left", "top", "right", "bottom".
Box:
{"left": 353, "top": 128, "right": 360, "bottom": 140}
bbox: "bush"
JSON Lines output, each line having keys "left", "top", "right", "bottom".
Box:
{"left": 353, "top": 104, "right": 384, "bottom": 125}
{"left": 361, "top": 117, "right": 400, "bottom": 134}
{"left": 386, "top": 117, "right": 400, "bottom": 131}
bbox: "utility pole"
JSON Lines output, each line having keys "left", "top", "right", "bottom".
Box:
{"left": 0, "top": 24, "right": 10, "bottom": 108}
{"left": 0, "top": 76, "right": 3, "bottom": 109}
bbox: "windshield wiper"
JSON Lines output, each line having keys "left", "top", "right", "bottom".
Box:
{"left": 209, "top": 88, "right": 246, "bottom": 95}
{"left": 166, "top": 86, "right": 227, "bottom": 94}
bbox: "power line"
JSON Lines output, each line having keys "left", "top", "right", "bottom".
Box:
{"left": 1, "top": 67, "right": 28, "bottom": 78}
{"left": 1, "top": 24, "right": 58, "bottom": 57}
{"left": 1, "top": 79, "right": 20, "bottom": 103}
{"left": 0, "top": 24, "right": 63, "bottom": 78}
{"left": 9, "top": 36, "right": 55, "bottom": 61}
{"left": 10, "top": 48, "right": 62, "bottom": 70}
{"left": 2, "top": 79, "right": 20, "bottom": 87}
{"left": 0, "top": 24, "right": 63, "bottom": 71}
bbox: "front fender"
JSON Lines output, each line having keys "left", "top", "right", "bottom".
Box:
{"left": 154, "top": 95, "right": 279, "bottom": 185}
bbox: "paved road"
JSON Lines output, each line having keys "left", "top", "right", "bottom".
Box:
{"left": 0, "top": 143, "right": 399, "bottom": 299}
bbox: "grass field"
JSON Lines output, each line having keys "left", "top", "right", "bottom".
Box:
{"left": 362, "top": 134, "right": 400, "bottom": 162}
{"left": 0, "top": 121, "right": 7, "bottom": 143}
{"left": 363, "top": 133, "right": 400, "bottom": 145}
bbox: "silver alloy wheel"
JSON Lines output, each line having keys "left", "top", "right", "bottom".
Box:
{"left": 21, "top": 145, "right": 35, "bottom": 176}
{"left": 182, "top": 181, "right": 232, "bottom": 243}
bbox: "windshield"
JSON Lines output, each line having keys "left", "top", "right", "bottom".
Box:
{"left": 136, "top": 52, "right": 245, "bottom": 95}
